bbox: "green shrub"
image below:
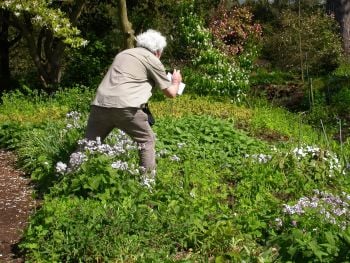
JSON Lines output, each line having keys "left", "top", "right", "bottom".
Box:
{"left": 19, "top": 114, "right": 274, "bottom": 262}
{"left": 179, "top": 11, "right": 251, "bottom": 98}
{"left": 52, "top": 85, "right": 95, "bottom": 112}
{"left": 61, "top": 40, "right": 111, "bottom": 88}
{"left": 262, "top": 8, "right": 343, "bottom": 76}
{"left": 330, "top": 87, "right": 350, "bottom": 115}
{"left": 250, "top": 68, "right": 296, "bottom": 86}
{"left": 270, "top": 190, "right": 350, "bottom": 262}
{"left": 209, "top": 5, "right": 262, "bottom": 58}
{"left": 325, "top": 63, "right": 350, "bottom": 116}
{"left": 20, "top": 197, "right": 175, "bottom": 262}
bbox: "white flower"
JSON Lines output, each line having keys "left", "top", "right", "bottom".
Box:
{"left": 177, "top": 142, "right": 186, "bottom": 149}
{"left": 190, "top": 190, "right": 196, "bottom": 198}
{"left": 56, "top": 162, "right": 67, "bottom": 174}
{"left": 32, "top": 15, "right": 42, "bottom": 22}
{"left": 69, "top": 152, "right": 87, "bottom": 170}
{"left": 81, "top": 40, "right": 89, "bottom": 47}
{"left": 157, "top": 149, "right": 168, "bottom": 157}
{"left": 111, "top": 160, "right": 129, "bottom": 170}
{"left": 54, "top": 26, "right": 60, "bottom": 32}
{"left": 140, "top": 177, "right": 155, "bottom": 190}
{"left": 275, "top": 218, "right": 283, "bottom": 227}
{"left": 140, "top": 170, "right": 156, "bottom": 191}
{"left": 170, "top": 155, "right": 180, "bottom": 162}
{"left": 4, "top": 1, "right": 12, "bottom": 7}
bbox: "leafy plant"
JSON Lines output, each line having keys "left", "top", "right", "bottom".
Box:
{"left": 263, "top": 8, "right": 342, "bottom": 76}
{"left": 178, "top": 3, "right": 252, "bottom": 98}
{"left": 270, "top": 190, "right": 350, "bottom": 262}
{"left": 209, "top": 5, "right": 262, "bottom": 57}
{"left": 1, "top": 86, "right": 349, "bottom": 262}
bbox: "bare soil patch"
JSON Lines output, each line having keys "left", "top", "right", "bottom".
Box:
{"left": 0, "top": 150, "right": 35, "bottom": 263}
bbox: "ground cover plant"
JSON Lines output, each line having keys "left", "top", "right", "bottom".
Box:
{"left": 0, "top": 87, "right": 349, "bottom": 262}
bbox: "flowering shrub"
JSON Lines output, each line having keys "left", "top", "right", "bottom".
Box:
{"left": 178, "top": 2, "right": 254, "bottom": 99}
{"left": 271, "top": 189, "right": 350, "bottom": 261}
{"left": 56, "top": 132, "right": 140, "bottom": 175}
{"left": 0, "top": 0, "right": 86, "bottom": 48}
{"left": 291, "top": 144, "right": 344, "bottom": 180}
{"left": 209, "top": 5, "right": 262, "bottom": 56}
{"left": 281, "top": 190, "right": 350, "bottom": 230}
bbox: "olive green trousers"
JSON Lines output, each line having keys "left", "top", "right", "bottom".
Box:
{"left": 84, "top": 105, "right": 156, "bottom": 171}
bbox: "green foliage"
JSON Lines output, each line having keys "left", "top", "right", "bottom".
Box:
{"left": 61, "top": 2, "right": 121, "bottom": 88}
{"left": 209, "top": 5, "right": 262, "bottom": 57}
{"left": 1, "top": 87, "right": 349, "bottom": 262}
{"left": 250, "top": 68, "right": 296, "bottom": 86}
{"left": 61, "top": 40, "right": 111, "bottom": 88}
{"left": 249, "top": 104, "right": 323, "bottom": 145}
{"left": 0, "top": 86, "right": 94, "bottom": 126}
{"left": 20, "top": 197, "right": 174, "bottom": 262}
{"left": 302, "top": 62, "right": 350, "bottom": 130}
{"left": 51, "top": 85, "right": 95, "bottom": 113}
{"left": 270, "top": 191, "right": 350, "bottom": 262}
{"left": 17, "top": 121, "right": 83, "bottom": 189}
{"left": 154, "top": 115, "right": 267, "bottom": 166}
{"left": 230, "top": 143, "right": 349, "bottom": 262}
{"left": 128, "top": 0, "right": 220, "bottom": 60}
{"left": 178, "top": 9, "right": 252, "bottom": 98}
{"left": 0, "top": 88, "right": 65, "bottom": 123}
{"left": 19, "top": 113, "right": 271, "bottom": 262}
{"left": 324, "top": 63, "right": 350, "bottom": 116}
{"left": 0, "top": 0, "right": 86, "bottom": 48}
{"left": 262, "top": 8, "right": 343, "bottom": 76}
{"left": 330, "top": 87, "right": 350, "bottom": 115}
{"left": 0, "top": 87, "right": 94, "bottom": 190}
{"left": 0, "top": 121, "right": 33, "bottom": 150}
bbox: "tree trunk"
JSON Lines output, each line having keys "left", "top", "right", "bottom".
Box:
{"left": 327, "top": 0, "right": 350, "bottom": 55}
{"left": 117, "top": 0, "right": 135, "bottom": 49}
{"left": 0, "top": 10, "right": 11, "bottom": 93}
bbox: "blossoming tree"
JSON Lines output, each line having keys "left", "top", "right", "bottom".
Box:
{"left": 0, "top": 0, "right": 87, "bottom": 88}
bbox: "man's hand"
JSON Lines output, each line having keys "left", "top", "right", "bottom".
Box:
{"left": 163, "top": 69, "right": 183, "bottom": 98}
{"left": 171, "top": 69, "right": 182, "bottom": 85}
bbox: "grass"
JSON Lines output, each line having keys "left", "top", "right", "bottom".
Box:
{"left": 151, "top": 94, "right": 327, "bottom": 147}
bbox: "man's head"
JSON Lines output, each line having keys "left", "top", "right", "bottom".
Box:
{"left": 135, "top": 29, "right": 167, "bottom": 57}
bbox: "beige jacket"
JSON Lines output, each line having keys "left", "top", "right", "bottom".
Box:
{"left": 92, "top": 47, "right": 171, "bottom": 108}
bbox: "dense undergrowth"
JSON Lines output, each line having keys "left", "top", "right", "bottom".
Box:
{"left": 0, "top": 87, "right": 349, "bottom": 262}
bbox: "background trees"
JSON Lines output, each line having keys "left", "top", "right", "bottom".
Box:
{"left": 327, "top": 0, "right": 350, "bottom": 55}
{"left": 0, "top": 0, "right": 349, "bottom": 113}
{"left": 0, "top": 0, "right": 87, "bottom": 90}
{"left": 0, "top": 9, "right": 21, "bottom": 93}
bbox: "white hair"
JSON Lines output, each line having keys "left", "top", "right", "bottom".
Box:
{"left": 135, "top": 29, "right": 167, "bottom": 53}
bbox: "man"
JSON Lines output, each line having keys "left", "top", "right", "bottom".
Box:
{"left": 84, "top": 29, "right": 182, "bottom": 187}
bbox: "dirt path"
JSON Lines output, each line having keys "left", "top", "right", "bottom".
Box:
{"left": 0, "top": 150, "right": 35, "bottom": 263}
